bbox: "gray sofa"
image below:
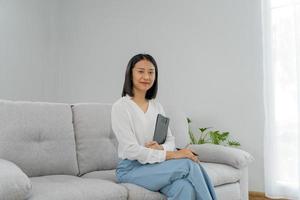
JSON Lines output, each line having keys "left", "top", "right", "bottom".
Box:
{"left": 0, "top": 100, "right": 254, "bottom": 200}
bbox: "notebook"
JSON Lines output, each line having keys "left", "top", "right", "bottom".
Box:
{"left": 152, "top": 114, "right": 198, "bottom": 156}
{"left": 153, "top": 114, "right": 170, "bottom": 144}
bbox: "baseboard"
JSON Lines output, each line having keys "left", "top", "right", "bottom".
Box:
{"left": 249, "top": 191, "right": 288, "bottom": 200}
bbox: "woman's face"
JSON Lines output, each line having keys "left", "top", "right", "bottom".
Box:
{"left": 132, "top": 59, "right": 156, "bottom": 94}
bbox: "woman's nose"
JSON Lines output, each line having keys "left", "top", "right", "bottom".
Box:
{"left": 143, "top": 73, "right": 150, "bottom": 80}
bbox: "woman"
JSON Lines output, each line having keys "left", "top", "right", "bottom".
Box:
{"left": 111, "top": 54, "right": 217, "bottom": 200}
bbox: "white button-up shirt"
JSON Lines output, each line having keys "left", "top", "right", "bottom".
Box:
{"left": 111, "top": 94, "right": 175, "bottom": 164}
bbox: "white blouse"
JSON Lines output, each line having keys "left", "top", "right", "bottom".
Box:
{"left": 111, "top": 94, "right": 175, "bottom": 164}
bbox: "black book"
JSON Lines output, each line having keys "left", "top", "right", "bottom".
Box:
{"left": 153, "top": 114, "right": 170, "bottom": 144}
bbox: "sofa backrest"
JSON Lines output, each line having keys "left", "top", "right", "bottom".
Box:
{"left": 0, "top": 100, "right": 79, "bottom": 177}
{"left": 0, "top": 100, "right": 190, "bottom": 177}
{"left": 72, "top": 103, "right": 119, "bottom": 175}
{"left": 163, "top": 105, "right": 190, "bottom": 149}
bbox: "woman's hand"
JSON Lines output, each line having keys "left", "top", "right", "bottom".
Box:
{"left": 166, "top": 148, "right": 199, "bottom": 162}
{"left": 145, "top": 141, "right": 164, "bottom": 150}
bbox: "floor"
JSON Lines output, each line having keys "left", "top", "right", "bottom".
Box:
{"left": 249, "top": 192, "right": 288, "bottom": 200}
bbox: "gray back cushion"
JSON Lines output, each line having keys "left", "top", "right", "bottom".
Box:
{"left": 0, "top": 100, "right": 79, "bottom": 177}
{"left": 164, "top": 105, "right": 190, "bottom": 148}
{"left": 72, "top": 103, "right": 118, "bottom": 175}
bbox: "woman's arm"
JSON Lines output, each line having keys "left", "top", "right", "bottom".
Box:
{"left": 145, "top": 141, "right": 199, "bottom": 162}
{"left": 145, "top": 141, "right": 164, "bottom": 150}
{"left": 166, "top": 149, "right": 199, "bottom": 162}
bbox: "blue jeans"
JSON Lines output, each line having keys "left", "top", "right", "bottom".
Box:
{"left": 116, "top": 158, "right": 217, "bottom": 200}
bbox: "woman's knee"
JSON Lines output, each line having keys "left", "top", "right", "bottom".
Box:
{"left": 174, "top": 158, "right": 197, "bottom": 171}
{"left": 171, "top": 158, "right": 194, "bottom": 167}
{"left": 168, "top": 159, "right": 197, "bottom": 180}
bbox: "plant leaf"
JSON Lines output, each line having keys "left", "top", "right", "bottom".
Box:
{"left": 209, "top": 131, "right": 220, "bottom": 144}
{"left": 228, "top": 140, "right": 241, "bottom": 146}
{"left": 189, "top": 131, "right": 197, "bottom": 144}
{"left": 199, "top": 127, "right": 211, "bottom": 132}
{"left": 187, "top": 117, "right": 192, "bottom": 123}
{"left": 197, "top": 138, "right": 206, "bottom": 144}
{"left": 221, "top": 132, "right": 229, "bottom": 137}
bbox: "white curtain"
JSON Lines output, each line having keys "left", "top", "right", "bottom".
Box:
{"left": 263, "top": 0, "right": 300, "bottom": 199}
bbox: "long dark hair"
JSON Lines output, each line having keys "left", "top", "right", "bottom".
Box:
{"left": 121, "top": 54, "right": 158, "bottom": 99}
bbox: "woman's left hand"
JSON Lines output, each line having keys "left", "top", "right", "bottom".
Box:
{"left": 145, "top": 141, "right": 164, "bottom": 150}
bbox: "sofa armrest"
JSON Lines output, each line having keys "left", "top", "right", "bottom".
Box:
{"left": 0, "top": 159, "right": 31, "bottom": 200}
{"left": 188, "top": 144, "right": 254, "bottom": 169}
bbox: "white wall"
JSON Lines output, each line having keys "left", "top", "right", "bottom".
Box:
{"left": 57, "top": 0, "right": 264, "bottom": 191}
{"left": 1, "top": 0, "right": 264, "bottom": 192}
{"left": 0, "top": 0, "right": 59, "bottom": 101}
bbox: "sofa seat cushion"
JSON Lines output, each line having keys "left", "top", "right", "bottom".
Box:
{"left": 82, "top": 162, "right": 241, "bottom": 187}
{"left": 81, "top": 169, "right": 117, "bottom": 182}
{"left": 201, "top": 162, "right": 241, "bottom": 186}
{"left": 81, "top": 171, "right": 166, "bottom": 200}
{"left": 28, "top": 175, "right": 127, "bottom": 200}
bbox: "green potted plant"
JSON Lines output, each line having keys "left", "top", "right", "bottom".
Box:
{"left": 187, "top": 117, "right": 240, "bottom": 147}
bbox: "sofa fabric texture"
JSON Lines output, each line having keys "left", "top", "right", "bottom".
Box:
{"left": 188, "top": 143, "right": 254, "bottom": 169}
{"left": 29, "top": 175, "right": 127, "bottom": 200}
{"left": 72, "top": 103, "right": 119, "bottom": 175}
{"left": 214, "top": 182, "right": 241, "bottom": 200}
{"left": 0, "top": 159, "right": 31, "bottom": 200}
{"left": 0, "top": 100, "right": 78, "bottom": 177}
{"left": 201, "top": 162, "right": 241, "bottom": 186}
{"left": 162, "top": 106, "right": 190, "bottom": 149}
{"left": 81, "top": 169, "right": 117, "bottom": 182}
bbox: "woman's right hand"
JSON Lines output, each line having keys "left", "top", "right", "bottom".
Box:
{"left": 166, "top": 149, "right": 199, "bottom": 162}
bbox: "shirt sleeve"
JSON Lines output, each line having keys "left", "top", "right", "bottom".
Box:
{"left": 111, "top": 103, "right": 166, "bottom": 164}
{"left": 158, "top": 103, "right": 176, "bottom": 151}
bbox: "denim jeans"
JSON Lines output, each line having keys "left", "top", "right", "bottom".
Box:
{"left": 116, "top": 158, "right": 217, "bottom": 200}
